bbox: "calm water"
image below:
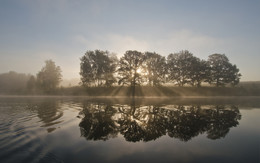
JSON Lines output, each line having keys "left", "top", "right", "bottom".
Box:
{"left": 0, "top": 96, "right": 259, "bottom": 163}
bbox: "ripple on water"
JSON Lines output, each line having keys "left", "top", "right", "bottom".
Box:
{"left": 0, "top": 100, "right": 68, "bottom": 163}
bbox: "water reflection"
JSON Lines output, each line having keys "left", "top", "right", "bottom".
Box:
{"left": 79, "top": 102, "right": 241, "bottom": 142}
{"left": 1, "top": 97, "right": 259, "bottom": 163}
{"left": 28, "top": 100, "right": 63, "bottom": 133}
{"left": 79, "top": 104, "right": 118, "bottom": 141}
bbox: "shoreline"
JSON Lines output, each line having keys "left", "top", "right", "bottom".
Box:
{"left": 1, "top": 95, "right": 260, "bottom": 98}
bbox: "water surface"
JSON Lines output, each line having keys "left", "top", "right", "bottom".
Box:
{"left": 0, "top": 97, "right": 259, "bottom": 163}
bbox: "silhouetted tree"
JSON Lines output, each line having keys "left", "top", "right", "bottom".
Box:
{"left": 207, "top": 54, "right": 241, "bottom": 87}
{"left": 167, "top": 50, "right": 199, "bottom": 86}
{"left": 80, "top": 50, "right": 117, "bottom": 87}
{"left": 117, "top": 50, "right": 145, "bottom": 96}
{"left": 37, "top": 60, "right": 62, "bottom": 92}
{"left": 229, "top": 64, "right": 241, "bottom": 86}
{"left": 105, "top": 53, "right": 118, "bottom": 86}
{"left": 190, "top": 59, "right": 209, "bottom": 87}
{"left": 78, "top": 49, "right": 242, "bottom": 88}
{"left": 144, "top": 52, "right": 167, "bottom": 86}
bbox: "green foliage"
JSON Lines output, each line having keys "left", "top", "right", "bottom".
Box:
{"left": 37, "top": 60, "right": 62, "bottom": 92}
{"left": 207, "top": 54, "right": 241, "bottom": 87}
{"left": 144, "top": 52, "right": 167, "bottom": 86}
{"left": 117, "top": 50, "right": 145, "bottom": 86}
{"left": 0, "top": 50, "right": 246, "bottom": 96}
{"left": 167, "top": 50, "right": 202, "bottom": 86}
{"left": 80, "top": 50, "right": 117, "bottom": 87}
{"left": 80, "top": 49, "right": 242, "bottom": 89}
{"left": 190, "top": 59, "right": 209, "bottom": 87}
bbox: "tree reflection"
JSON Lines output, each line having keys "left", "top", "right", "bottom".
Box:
{"left": 205, "top": 105, "right": 241, "bottom": 139}
{"left": 79, "top": 103, "right": 118, "bottom": 141}
{"left": 79, "top": 102, "right": 241, "bottom": 142}
{"left": 29, "top": 100, "right": 63, "bottom": 133}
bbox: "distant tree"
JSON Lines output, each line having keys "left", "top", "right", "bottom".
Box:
{"left": 0, "top": 71, "right": 30, "bottom": 93}
{"left": 144, "top": 52, "right": 167, "bottom": 86}
{"left": 80, "top": 50, "right": 117, "bottom": 87}
{"left": 37, "top": 60, "right": 62, "bottom": 92}
{"left": 167, "top": 50, "right": 199, "bottom": 86}
{"left": 27, "top": 75, "right": 36, "bottom": 91}
{"left": 117, "top": 50, "right": 145, "bottom": 96}
{"left": 207, "top": 54, "right": 241, "bottom": 87}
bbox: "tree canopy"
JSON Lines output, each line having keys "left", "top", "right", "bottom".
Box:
{"left": 117, "top": 50, "right": 145, "bottom": 86}
{"left": 207, "top": 54, "right": 241, "bottom": 87}
{"left": 167, "top": 50, "right": 198, "bottom": 86}
{"left": 144, "top": 52, "right": 167, "bottom": 86}
{"left": 37, "top": 60, "right": 62, "bottom": 92}
{"left": 80, "top": 50, "right": 117, "bottom": 87}
{"left": 79, "top": 50, "right": 242, "bottom": 88}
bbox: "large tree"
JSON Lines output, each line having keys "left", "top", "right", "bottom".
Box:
{"left": 167, "top": 50, "right": 199, "bottom": 86}
{"left": 117, "top": 50, "right": 145, "bottom": 96}
{"left": 190, "top": 59, "right": 209, "bottom": 87}
{"left": 144, "top": 52, "right": 167, "bottom": 86}
{"left": 80, "top": 50, "right": 117, "bottom": 87}
{"left": 117, "top": 50, "right": 145, "bottom": 86}
{"left": 207, "top": 54, "right": 241, "bottom": 87}
{"left": 37, "top": 60, "right": 62, "bottom": 92}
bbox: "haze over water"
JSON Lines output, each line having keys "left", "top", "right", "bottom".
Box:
{"left": 1, "top": 1, "right": 260, "bottom": 162}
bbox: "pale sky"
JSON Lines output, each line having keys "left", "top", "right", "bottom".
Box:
{"left": 0, "top": 0, "right": 259, "bottom": 81}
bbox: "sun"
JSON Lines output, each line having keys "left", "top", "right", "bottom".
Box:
{"left": 136, "top": 68, "right": 148, "bottom": 76}
{"left": 136, "top": 68, "right": 142, "bottom": 74}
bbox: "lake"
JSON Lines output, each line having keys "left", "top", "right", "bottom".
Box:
{"left": 0, "top": 96, "right": 259, "bottom": 163}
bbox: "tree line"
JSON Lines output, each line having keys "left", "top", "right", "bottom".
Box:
{"left": 0, "top": 49, "right": 241, "bottom": 94}
{"left": 0, "top": 60, "right": 62, "bottom": 94}
{"left": 80, "top": 50, "right": 241, "bottom": 87}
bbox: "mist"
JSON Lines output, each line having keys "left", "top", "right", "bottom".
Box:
{"left": 1, "top": 1, "right": 260, "bottom": 163}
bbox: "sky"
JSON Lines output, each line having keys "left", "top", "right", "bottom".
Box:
{"left": 0, "top": 0, "right": 259, "bottom": 81}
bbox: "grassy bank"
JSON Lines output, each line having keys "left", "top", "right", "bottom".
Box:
{"left": 55, "top": 85, "right": 260, "bottom": 96}
{"left": 1, "top": 81, "right": 260, "bottom": 96}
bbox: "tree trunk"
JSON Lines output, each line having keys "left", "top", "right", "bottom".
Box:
{"left": 216, "top": 78, "right": 219, "bottom": 87}
{"left": 132, "top": 70, "right": 136, "bottom": 97}
{"left": 197, "top": 82, "right": 201, "bottom": 87}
